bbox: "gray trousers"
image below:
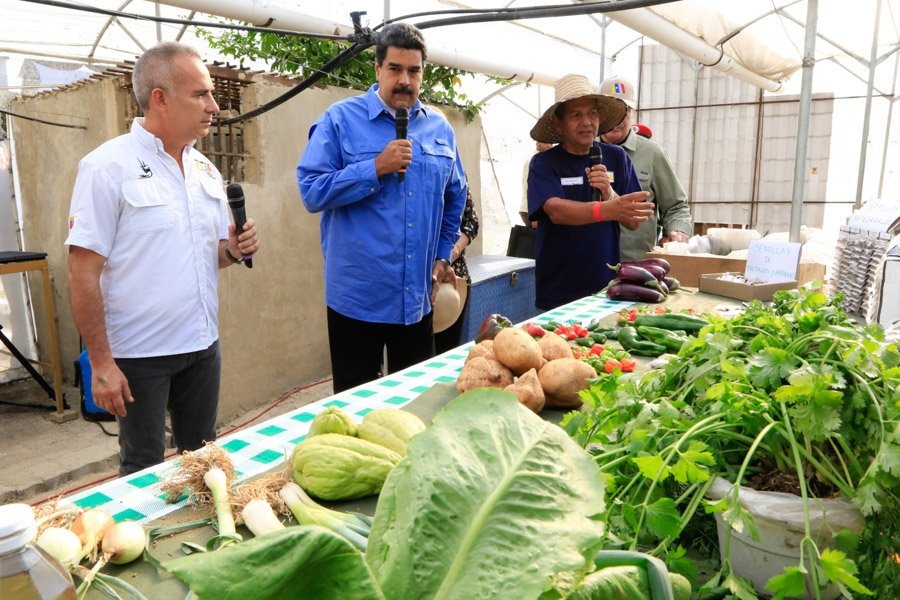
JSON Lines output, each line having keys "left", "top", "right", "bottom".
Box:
{"left": 115, "top": 340, "right": 220, "bottom": 476}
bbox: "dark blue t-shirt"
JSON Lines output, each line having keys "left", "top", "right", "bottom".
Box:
{"left": 527, "top": 142, "right": 642, "bottom": 310}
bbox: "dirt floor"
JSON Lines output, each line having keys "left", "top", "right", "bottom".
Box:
{"left": 0, "top": 376, "right": 333, "bottom": 506}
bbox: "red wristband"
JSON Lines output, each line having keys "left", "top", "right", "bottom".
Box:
{"left": 593, "top": 201, "right": 602, "bottom": 222}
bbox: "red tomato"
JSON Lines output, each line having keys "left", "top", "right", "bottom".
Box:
{"left": 620, "top": 358, "right": 637, "bottom": 372}
{"left": 566, "top": 331, "right": 577, "bottom": 341}
{"left": 603, "top": 358, "right": 621, "bottom": 374}
{"left": 589, "top": 344, "right": 605, "bottom": 356}
{"left": 628, "top": 309, "right": 638, "bottom": 322}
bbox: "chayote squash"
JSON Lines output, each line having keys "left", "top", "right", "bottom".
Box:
{"left": 356, "top": 408, "right": 426, "bottom": 456}
{"left": 308, "top": 406, "right": 358, "bottom": 437}
{"left": 291, "top": 433, "right": 401, "bottom": 500}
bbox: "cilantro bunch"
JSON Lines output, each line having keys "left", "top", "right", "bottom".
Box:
{"left": 563, "top": 286, "right": 899, "bottom": 599}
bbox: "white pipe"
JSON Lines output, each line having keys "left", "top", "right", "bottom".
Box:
{"left": 159, "top": 0, "right": 783, "bottom": 90}
{"left": 156, "top": 0, "right": 560, "bottom": 85}
{"left": 607, "top": 8, "right": 783, "bottom": 92}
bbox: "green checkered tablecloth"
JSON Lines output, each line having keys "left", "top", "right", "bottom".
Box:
{"left": 62, "top": 295, "right": 630, "bottom": 523}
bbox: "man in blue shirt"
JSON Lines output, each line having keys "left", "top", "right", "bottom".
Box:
{"left": 297, "top": 23, "right": 467, "bottom": 392}
{"left": 527, "top": 74, "right": 652, "bottom": 310}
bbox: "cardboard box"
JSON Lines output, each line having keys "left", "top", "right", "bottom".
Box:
{"left": 698, "top": 273, "right": 798, "bottom": 302}
{"left": 646, "top": 251, "right": 826, "bottom": 288}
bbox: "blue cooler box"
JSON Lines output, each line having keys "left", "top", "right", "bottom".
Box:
{"left": 461, "top": 255, "right": 539, "bottom": 343}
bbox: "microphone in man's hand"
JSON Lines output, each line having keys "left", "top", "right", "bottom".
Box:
{"left": 588, "top": 145, "right": 603, "bottom": 202}
{"left": 395, "top": 107, "right": 409, "bottom": 183}
{"left": 225, "top": 183, "right": 253, "bottom": 269}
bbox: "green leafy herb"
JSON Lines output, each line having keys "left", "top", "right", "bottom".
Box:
{"left": 565, "top": 285, "right": 899, "bottom": 597}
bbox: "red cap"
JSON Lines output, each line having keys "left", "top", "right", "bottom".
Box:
{"left": 633, "top": 123, "right": 652, "bottom": 139}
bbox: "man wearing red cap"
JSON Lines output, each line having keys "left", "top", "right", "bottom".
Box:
{"left": 600, "top": 76, "right": 692, "bottom": 260}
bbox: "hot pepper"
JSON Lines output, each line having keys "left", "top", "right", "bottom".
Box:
{"left": 617, "top": 326, "right": 667, "bottom": 357}
{"left": 633, "top": 313, "right": 709, "bottom": 332}
{"left": 474, "top": 313, "right": 513, "bottom": 343}
{"left": 636, "top": 325, "right": 690, "bottom": 354}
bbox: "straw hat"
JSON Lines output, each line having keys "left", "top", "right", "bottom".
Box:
{"left": 530, "top": 74, "right": 627, "bottom": 143}
{"left": 433, "top": 275, "right": 468, "bottom": 333}
{"left": 599, "top": 75, "right": 637, "bottom": 109}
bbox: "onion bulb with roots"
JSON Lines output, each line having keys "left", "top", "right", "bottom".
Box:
{"left": 100, "top": 521, "right": 147, "bottom": 565}
{"left": 70, "top": 509, "right": 114, "bottom": 562}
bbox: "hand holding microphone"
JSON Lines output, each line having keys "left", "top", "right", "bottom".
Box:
{"left": 226, "top": 183, "right": 254, "bottom": 269}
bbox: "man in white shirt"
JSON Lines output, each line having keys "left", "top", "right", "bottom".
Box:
{"left": 66, "top": 42, "right": 260, "bottom": 475}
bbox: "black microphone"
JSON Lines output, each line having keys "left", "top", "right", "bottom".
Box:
{"left": 588, "top": 145, "right": 603, "bottom": 202}
{"left": 225, "top": 183, "right": 253, "bottom": 269}
{"left": 395, "top": 107, "right": 409, "bottom": 183}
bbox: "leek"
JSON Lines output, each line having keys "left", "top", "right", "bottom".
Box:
{"left": 279, "top": 482, "right": 369, "bottom": 551}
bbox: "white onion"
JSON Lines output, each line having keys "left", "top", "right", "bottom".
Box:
{"left": 100, "top": 521, "right": 146, "bottom": 565}
{"left": 36, "top": 527, "right": 82, "bottom": 568}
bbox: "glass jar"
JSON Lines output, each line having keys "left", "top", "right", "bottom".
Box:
{"left": 0, "top": 503, "right": 76, "bottom": 600}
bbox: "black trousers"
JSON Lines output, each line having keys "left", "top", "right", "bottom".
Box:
{"left": 116, "top": 341, "right": 220, "bottom": 476}
{"left": 327, "top": 307, "right": 435, "bottom": 393}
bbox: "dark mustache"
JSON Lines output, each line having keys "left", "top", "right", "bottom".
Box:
{"left": 392, "top": 86, "right": 413, "bottom": 95}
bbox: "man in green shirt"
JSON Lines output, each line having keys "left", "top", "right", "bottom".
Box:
{"left": 600, "top": 76, "right": 692, "bottom": 260}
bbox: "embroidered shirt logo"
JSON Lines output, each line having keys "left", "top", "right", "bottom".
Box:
{"left": 194, "top": 160, "right": 213, "bottom": 177}
{"left": 138, "top": 158, "right": 153, "bottom": 178}
{"left": 68, "top": 215, "right": 75, "bottom": 230}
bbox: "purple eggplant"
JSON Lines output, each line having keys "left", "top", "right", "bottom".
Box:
{"left": 656, "top": 278, "right": 669, "bottom": 295}
{"left": 663, "top": 275, "right": 681, "bottom": 291}
{"left": 620, "top": 258, "right": 671, "bottom": 274}
{"left": 606, "top": 282, "right": 666, "bottom": 303}
{"left": 608, "top": 263, "right": 667, "bottom": 294}
{"left": 622, "top": 261, "right": 667, "bottom": 280}
{"left": 608, "top": 263, "right": 656, "bottom": 284}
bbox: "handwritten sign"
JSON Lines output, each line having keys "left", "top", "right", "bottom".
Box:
{"left": 744, "top": 240, "right": 802, "bottom": 283}
{"left": 846, "top": 199, "right": 900, "bottom": 234}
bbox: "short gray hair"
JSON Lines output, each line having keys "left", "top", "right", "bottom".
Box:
{"left": 132, "top": 42, "right": 201, "bottom": 111}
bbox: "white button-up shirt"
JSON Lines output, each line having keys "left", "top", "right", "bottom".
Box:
{"left": 66, "top": 119, "right": 229, "bottom": 358}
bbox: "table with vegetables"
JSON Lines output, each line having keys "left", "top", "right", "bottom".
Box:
{"left": 23, "top": 258, "right": 898, "bottom": 600}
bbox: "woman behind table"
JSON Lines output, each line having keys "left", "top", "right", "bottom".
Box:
{"left": 435, "top": 184, "right": 479, "bottom": 353}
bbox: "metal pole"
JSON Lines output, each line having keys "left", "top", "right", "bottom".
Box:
{"left": 600, "top": 16, "right": 608, "bottom": 82}
{"left": 855, "top": 0, "right": 883, "bottom": 208}
{"left": 877, "top": 49, "right": 899, "bottom": 199}
{"left": 788, "top": 0, "right": 818, "bottom": 243}
{"left": 155, "top": 2, "right": 162, "bottom": 41}
{"left": 384, "top": 0, "right": 390, "bottom": 20}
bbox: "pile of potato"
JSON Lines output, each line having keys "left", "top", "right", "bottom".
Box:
{"left": 456, "top": 327, "right": 595, "bottom": 414}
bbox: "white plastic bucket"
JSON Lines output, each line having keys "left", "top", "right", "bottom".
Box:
{"left": 706, "top": 477, "right": 863, "bottom": 599}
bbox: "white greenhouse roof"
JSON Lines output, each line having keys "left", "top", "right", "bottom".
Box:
{"left": 0, "top": 0, "right": 897, "bottom": 98}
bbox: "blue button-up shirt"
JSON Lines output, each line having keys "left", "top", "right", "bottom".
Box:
{"left": 297, "top": 85, "right": 467, "bottom": 325}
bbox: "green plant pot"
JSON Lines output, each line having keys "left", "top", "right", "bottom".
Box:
{"left": 707, "top": 477, "right": 863, "bottom": 599}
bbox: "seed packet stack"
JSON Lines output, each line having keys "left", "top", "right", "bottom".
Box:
{"left": 829, "top": 200, "right": 900, "bottom": 320}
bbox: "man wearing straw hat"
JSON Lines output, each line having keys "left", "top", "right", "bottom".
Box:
{"left": 527, "top": 74, "right": 652, "bottom": 310}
